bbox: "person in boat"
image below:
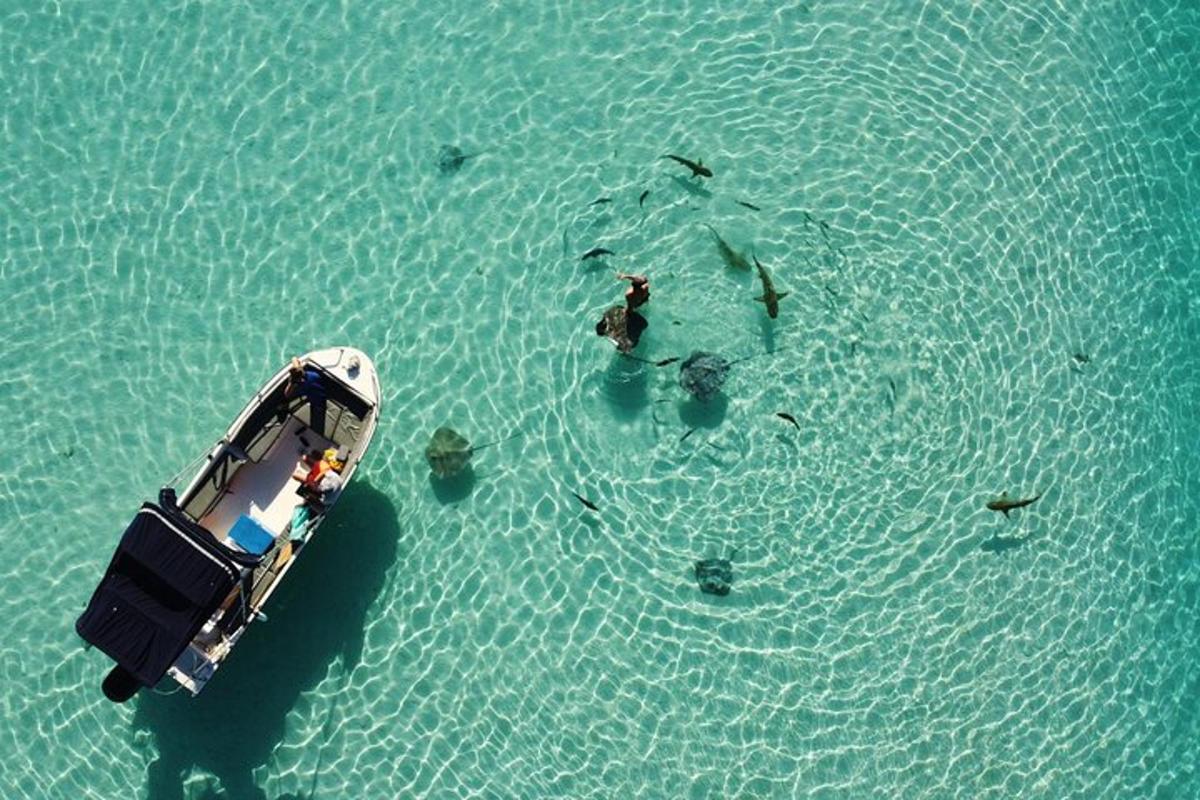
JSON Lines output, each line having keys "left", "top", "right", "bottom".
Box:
{"left": 311, "top": 463, "right": 343, "bottom": 503}
{"left": 295, "top": 448, "right": 343, "bottom": 493}
{"left": 288, "top": 449, "right": 344, "bottom": 538}
{"left": 617, "top": 272, "right": 650, "bottom": 309}
{"left": 595, "top": 305, "right": 647, "bottom": 353}
{"left": 279, "top": 357, "right": 328, "bottom": 435}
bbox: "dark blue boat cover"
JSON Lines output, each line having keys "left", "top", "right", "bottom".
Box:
{"left": 75, "top": 504, "right": 242, "bottom": 687}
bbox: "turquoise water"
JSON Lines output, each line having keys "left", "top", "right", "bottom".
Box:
{"left": 2, "top": 1, "right": 1198, "bottom": 797}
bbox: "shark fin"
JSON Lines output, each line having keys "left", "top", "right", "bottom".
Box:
{"left": 776, "top": 292, "right": 789, "bottom": 300}
{"left": 754, "top": 295, "right": 766, "bottom": 304}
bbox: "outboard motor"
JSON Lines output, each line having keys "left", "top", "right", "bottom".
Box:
{"left": 101, "top": 665, "right": 141, "bottom": 703}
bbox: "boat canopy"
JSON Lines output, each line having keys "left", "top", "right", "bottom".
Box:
{"left": 75, "top": 503, "right": 256, "bottom": 688}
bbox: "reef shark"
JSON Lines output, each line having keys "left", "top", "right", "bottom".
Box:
{"left": 986, "top": 489, "right": 1045, "bottom": 518}
{"left": 752, "top": 256, "right": 788, "bottom": 318}
{"left": 661, "top": 154, "right": 713, "bottom": 178}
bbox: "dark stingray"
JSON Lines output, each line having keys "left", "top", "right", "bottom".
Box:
{"left": 694, "top": 552, "right": 735, "bottom": 596}
{"left": 436, "top": 144, "right": 477, "bottom": 175}
{"left": 678, "top": 348, "right": 785, "bottom": 402}
{"left": 597, "top": 306, "right": 647, "bottom": 354}
{"left": 678, "top": 352, "right": 731, "bottom": 402}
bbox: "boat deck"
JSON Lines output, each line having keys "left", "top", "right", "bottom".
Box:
{"left": 200, "top": 416, "right": 335, "bottom": 540}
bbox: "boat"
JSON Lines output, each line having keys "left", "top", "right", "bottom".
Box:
{"left": 75, "top": 347, "right": 380, "bottom": 702}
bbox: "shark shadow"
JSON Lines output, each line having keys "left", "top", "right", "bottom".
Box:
{"left": 980, "top": 532, "right": 1032, "bottom": 555}
{"left": 670, "top": 175, "right": 713, "bottom": 199}
{"left": 758, "top": 312, "right": 778, "bottom": 353}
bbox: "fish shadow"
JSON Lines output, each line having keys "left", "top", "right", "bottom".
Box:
{"left": 774, "top": 432, "right": 798, "bottom": 452}
{"left": 132, "top": 481, "right": 403, "bottom": 800}
{"left": 429, "top": 465, "right": 478, "bottom": 504}
{"left": 582, "top": 262, "right": 609, "bottom": 275}
{"left": 980, "top": 533, "right": 1032, "bottom": 555}
{"left": 678, "top": 394, "right": 729, "bottom": 428}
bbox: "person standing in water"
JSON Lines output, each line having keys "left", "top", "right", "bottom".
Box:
{"left": 617, "top": 273, "right": 649, "bottom": 309}
{"left": 595, "top": 273, "right": 650, "bottom": 353}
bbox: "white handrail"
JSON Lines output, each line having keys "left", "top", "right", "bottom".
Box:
{"left": 162, "top": 441, "right": 220, "bottom": 489}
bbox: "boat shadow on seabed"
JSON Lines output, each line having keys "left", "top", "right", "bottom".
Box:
{"left": 132, "top": 481, "right": 402, "bottom": 800}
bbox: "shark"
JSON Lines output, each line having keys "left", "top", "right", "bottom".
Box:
{"left": 752, "top": 255, "right": 788, "bottom": 318}
{"left": 986, "top": 489, "right": 1045, "bottom": 518}
{"left": 661, "top": 154, "right": 713, "bottom": 178}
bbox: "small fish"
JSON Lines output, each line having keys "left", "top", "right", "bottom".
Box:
{"left": 775, "top": 412, "right": 800, "bottom": 430}
{"left": 679, "top": 427, "right": 698, "bottom": 443}
{"left": 735, "top": 200, "right": 761, "bottom": 211}
{"left": 570, "top": 491, "right": 599, "bottom": 512}
{"left": 622, "top": 353, "right": 681, "bottom": 368}
{"left": 661, "top": 154, "right": 713, "bottom": 178}
{"left": 1072, "top": 352, "right": 1090, "bottom": 364}
{"left": 702, "top": 224, "right": 752, "bottom": 271}
{"left": 752, "top": 256, "right": 788, "bottom": 319}
{"left": 589, "top": 197, "right": 613, "bottom": 206}
{"left": 986, "top": 490, "right": 1045, "bottom": 518}
{"left": 581, "top": 247, "right": 615, "bottom": 261}
{"left": 639, "top": 189, "right": 650, "bottom": 208}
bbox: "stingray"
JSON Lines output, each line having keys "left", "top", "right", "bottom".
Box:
{"left": 424, "top": 426, "right": 519, "bottom": 477}
{"left": 678, "top": 352, "right": 732, "bottom": 402}
{"left": 694, "top": 549, "right": 738, "bottom": 596}
{"left": 435, "top": 144, "right": 478, "bottom": 176}
{"left": 678, "top": 348, "right": 787, "bottom": 402}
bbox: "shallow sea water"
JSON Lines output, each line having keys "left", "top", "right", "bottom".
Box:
{"left": 2, "top": 2, "right": 1198, "bottom": 798}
